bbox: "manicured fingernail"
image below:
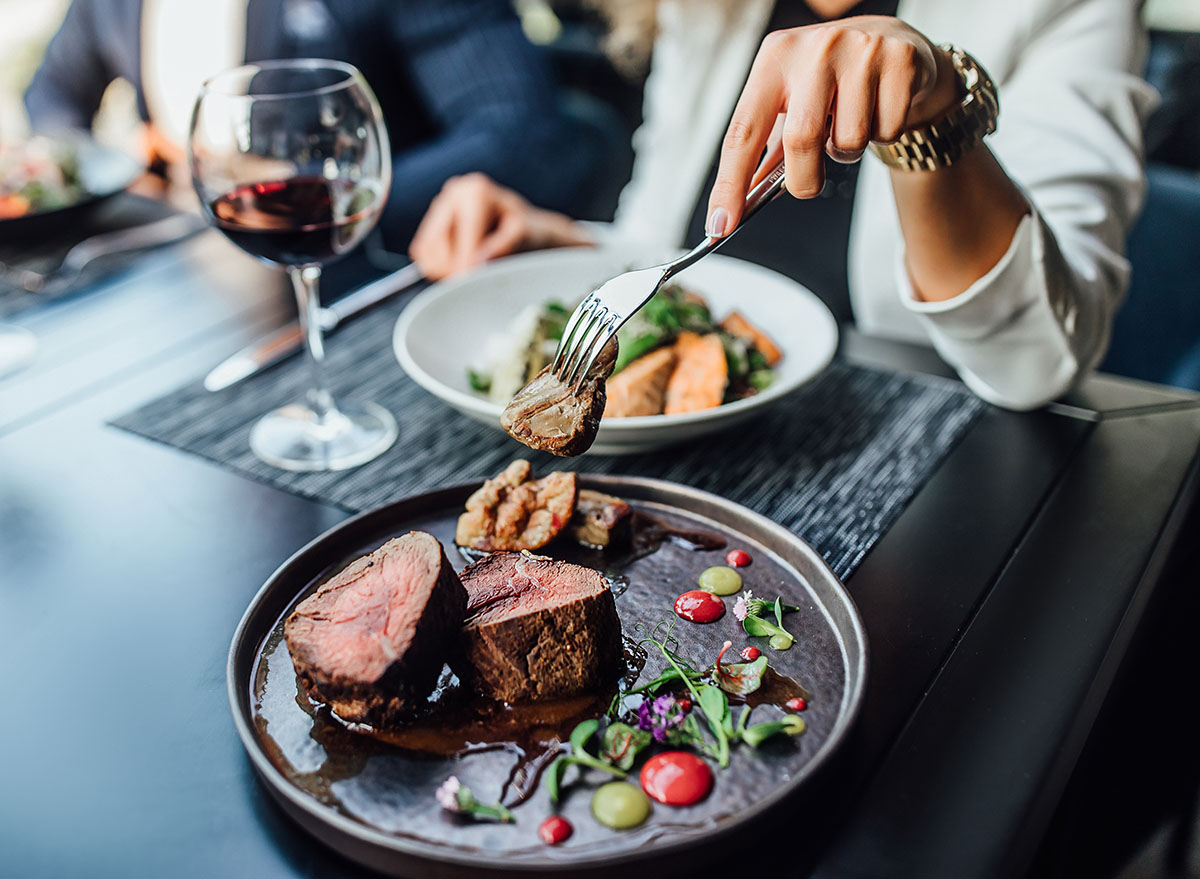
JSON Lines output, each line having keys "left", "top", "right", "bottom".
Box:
{"left": 706, "top": 207, "right": 730, "bottom": 238}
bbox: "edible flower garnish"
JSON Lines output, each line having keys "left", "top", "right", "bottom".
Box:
{"left": 713, "top": 640, "right": 767, "bottom": 696}
{"left": 636, "top": 693, "right": 688, "bottom": 741}
{"left": 734, "top": 591, "right": 800, "bottom": 649}
{"left": 435, "top": 776, "right": 514, "bottom": 823}
{"left": 733, "top": 590, "right": 800, "bottom": 620}
{"left": 549, "top": 619, "right": 812, "bottom": 806}
{"left": 633, "top": 620, "right": 733, "bottom": 767}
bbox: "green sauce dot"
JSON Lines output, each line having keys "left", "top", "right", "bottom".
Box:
{"left": 591, "top": 782, "right": 651, "bottom": 829}
{"left": 768, "top": 634, "right": 794, "bottom": 650}
{"left": 698, "top": 566, "right": 743, "bottom": 596}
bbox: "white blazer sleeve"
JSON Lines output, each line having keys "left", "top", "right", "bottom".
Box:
{"left": 896, "top": 0, "right": 1157, "bottom": 410}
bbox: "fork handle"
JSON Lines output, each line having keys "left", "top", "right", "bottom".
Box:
{"left": 663, "top": 158, "right": 788, "bottom": 281}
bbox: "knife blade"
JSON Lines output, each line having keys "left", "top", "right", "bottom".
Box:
{"left": 203, "top": 262, "right": 424, "bottom": 392}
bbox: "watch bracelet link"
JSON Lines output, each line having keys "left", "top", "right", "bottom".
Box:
{"left": 869, "top": 44, "right": 999, "bottom": 172}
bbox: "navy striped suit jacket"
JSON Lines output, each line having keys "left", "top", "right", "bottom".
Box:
{"left": 25, "top": 0, "right": 593, "bottom": 247}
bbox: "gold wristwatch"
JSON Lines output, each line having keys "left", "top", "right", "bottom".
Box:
{"left": 869, "top": 44, "right": 998, "bottom": 171}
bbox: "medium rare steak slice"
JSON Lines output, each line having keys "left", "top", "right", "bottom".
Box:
{"left": 568, "top": 489, "right": 632, "bottom": 549}
{"left": 501, "top": 338, "right": 617, "bottom": 457}
{"left": 284, "top": 531, "right": 467, "bottom": 726}
{"left": 458, "top": 552, "right": 620, "bottom": 702}
{"left": 455, "top": 460, "right": 578, "bottom": 552}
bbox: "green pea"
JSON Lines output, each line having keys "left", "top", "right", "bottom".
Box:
{"left": 591, "top": 782, "right": 651, "bottom": 829}
{"left": 698, "top": 566, "right": 743, "bottom": 596}
{"left": 768, "top": 634, "right": 794, "bottom": 650}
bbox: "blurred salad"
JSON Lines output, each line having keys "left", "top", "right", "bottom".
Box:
{"left": 0, "top": 138, "right": 84, "bottom": 220}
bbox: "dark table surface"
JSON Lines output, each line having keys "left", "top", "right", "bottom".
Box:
{"left": 2, "top": 223, "right": 1198, "bottom": 879}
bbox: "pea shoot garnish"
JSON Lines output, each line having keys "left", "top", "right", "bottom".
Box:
{"left": 434, "top": 776, "right": 514, "bottom": 823}
{"left": 734, "top": 591, "right": 801, "bottom": 649}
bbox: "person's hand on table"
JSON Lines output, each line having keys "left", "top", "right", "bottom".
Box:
{"left": 409, "top": 173, "right": 594, "bottom": 280}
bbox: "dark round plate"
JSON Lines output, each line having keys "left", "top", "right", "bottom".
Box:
{"left": 0, "top": 137, "right": 142, "bottom": 238}
{"left": 228, "top": 476, "right": 868, "bottom": 877}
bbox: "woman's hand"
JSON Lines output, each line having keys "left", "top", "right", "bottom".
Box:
{"left": 409, "top": 173, "right": 593, "bottom": 280}
{"left": 705, "top": 16, "right": 961, "bottom": 237}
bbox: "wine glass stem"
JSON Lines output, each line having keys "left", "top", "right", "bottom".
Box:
{"left": 289, "top": 265, "right": 336, "bottom": 421}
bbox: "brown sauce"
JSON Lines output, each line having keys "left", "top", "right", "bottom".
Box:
{"left": 735, "top": 666, "right": 813, "bottom": 709}
{"left": 304, "top": 640, "right": 647, "bottom": 807}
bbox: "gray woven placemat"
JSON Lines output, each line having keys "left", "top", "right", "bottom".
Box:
{"left": 112, "top": 294, "right": 987, "bottom": 579}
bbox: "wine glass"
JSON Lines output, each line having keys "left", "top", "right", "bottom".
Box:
{"left": 189, "top": 59, "right": 396, "bottom": 471}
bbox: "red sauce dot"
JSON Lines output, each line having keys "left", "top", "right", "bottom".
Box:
{"left": 786, "top": 697, "right": 808, "bottom": 712}
{"left": 640, "top": 752, "right": 714, "bottom": 806}
{"left": 740, "top": 645, "right": 761, "bottom": 661}
{"left": 726, "top": 549, "right": 752, "bottom": 567}
{"left": 538, "top": 815, "right": 573, "bottom": 845}
{"left": 673, "top": 590, "right": 726, "bottom": 623}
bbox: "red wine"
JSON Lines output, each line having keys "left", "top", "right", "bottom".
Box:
{"left": 209, "top": 176, "right": 382, "bottom": 266}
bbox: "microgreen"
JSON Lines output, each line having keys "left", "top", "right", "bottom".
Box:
{"left": 545, "top": 719, "right": 628, "bottom": 803}
{"left": 601, "top": 722, "right": 653, "bottom": 771}
{"left": 734, "top": 591, "right": 799, "bottom": 649}
{"left": 713, "top": 640, "right": 768, "bottom": 696}
{"left": 435, "top": 776, "right": 513, "bottom": 823}
{"left": 740, "top": 713, "right": 807, "bottom": 748}
{"left": 637, "top": 621, "right": 733, "bottom": 768}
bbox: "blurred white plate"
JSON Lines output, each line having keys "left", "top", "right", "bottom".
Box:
{"left": 393, "top": 246, "right": 838, "bottom": 455}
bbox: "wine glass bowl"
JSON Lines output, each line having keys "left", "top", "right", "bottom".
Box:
{"left": 189, "top": 59, "right": 396, "bottom": 471}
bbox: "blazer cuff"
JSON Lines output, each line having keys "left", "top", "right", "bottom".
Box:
{"left": 899, "top": 213, "right": 1038, "bottom": 339}
{"left": 895, "top": 212, "right": 1079, "bottom": 410}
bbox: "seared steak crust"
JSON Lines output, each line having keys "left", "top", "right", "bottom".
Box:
{"left": 458, "top": 551, "right": 620, "bottom": 702}
{"left": 455, "top": 460, "right": 578, "bottom": 552}
{"left": 284, "top": 531, "right": 467, "bottom": 725}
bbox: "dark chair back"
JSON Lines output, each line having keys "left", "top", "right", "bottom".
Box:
{"left": 1101, "top": 162, "right": 1200, "bottom": 389}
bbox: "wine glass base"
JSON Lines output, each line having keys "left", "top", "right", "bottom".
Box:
{"left": 250, "top": 400, "right": 397, "bottom": 472}
{"left": 0, "top": 324, "right": 37, "bottom": 380}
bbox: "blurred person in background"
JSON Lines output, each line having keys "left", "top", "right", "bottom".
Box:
{"left": 22, "top": 0, "right": 595, "bottom": 250}
{"left": 410, "top": 0, "right": 1156, "bottom": 411}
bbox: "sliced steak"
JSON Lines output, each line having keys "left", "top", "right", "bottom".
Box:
{"left": 284, "top": 531, "right": 467, "bottom": 726}
{"left": 501, "top": 338, "right": 617, "bottom": 457}
{"left": 568, "top": 489, "right": 632, "bottom": 549}
{"left": 455, "top": 460, "right": 577, "bottom": 552}
{"left": 458, "top": 551, "right": 621, "bottom": 702}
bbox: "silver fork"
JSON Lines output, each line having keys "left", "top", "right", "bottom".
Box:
{"left": 551, "top": 159, "right": 789, "bottom": 391}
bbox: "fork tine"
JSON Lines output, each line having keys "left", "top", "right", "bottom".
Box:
{"left": 558, "top": 304, "right": 604, "bottom": 382}
{"left": 562, "top": 305, "right": 610, "bottom": 386}
{"left": 568, "top": 313, "right": 618, "bottom": 391}
{"left": 572, "top": 317, "right": 620, "bottom": 393}
{"left": 560, "top": 302, "right": 606, "bottom": 381}
{"left": 552, "top": 292, "right": 598, "bottom": 375}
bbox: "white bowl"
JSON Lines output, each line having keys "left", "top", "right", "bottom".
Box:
{"left": 393, "top": 247, "right": 838, "bottom": 455}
